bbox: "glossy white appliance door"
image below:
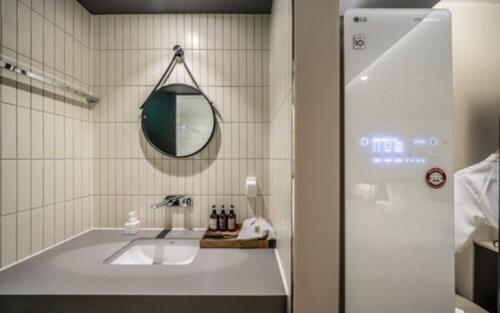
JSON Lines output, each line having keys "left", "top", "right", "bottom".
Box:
{"left": 344, "top": 9, "right": 454, "bottom": 313}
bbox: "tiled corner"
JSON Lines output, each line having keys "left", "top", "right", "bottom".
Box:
{"left": 0, "top": 0, "right": 93, "bottom": 269}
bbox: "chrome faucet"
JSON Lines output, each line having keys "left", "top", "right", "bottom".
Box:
{"left": 151, "top": 195, "right": 193, "bottom": 209}
{"left": 151, "top": 195, "right": 193, "bottom": 231}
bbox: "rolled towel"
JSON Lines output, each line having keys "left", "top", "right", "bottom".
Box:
{"left": 237, "top": 217, "right": 275, "bottom": 240}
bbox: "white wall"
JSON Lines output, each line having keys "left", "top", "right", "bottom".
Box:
{"left": 0, "top": 0, "right": 93, "bottom": 268}
{"left": 269, "top": 0, "right": 293, "bottom": 293}
{"left": 90, "top": 14, "right": 271, "bottom": 229}
{"left": 435, "top": 0, "right": 500, "bottom": 301}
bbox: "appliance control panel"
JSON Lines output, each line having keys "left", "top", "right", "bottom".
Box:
{"left": 358, "top": 135, "right": 444, "bottom": 165}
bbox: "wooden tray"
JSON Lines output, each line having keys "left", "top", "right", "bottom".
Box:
{"left": 201, "top": 225, "right": 275, "bottom": 249}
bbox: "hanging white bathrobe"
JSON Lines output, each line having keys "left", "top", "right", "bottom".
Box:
{"left": 454, "top": 154, "right": 499, "bottom": 252}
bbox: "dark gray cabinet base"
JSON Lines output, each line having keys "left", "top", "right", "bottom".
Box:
{"left": 0, "top": 295, "right": 287, "bottom": 313}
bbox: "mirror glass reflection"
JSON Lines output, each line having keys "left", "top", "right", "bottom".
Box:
{"left": 141, "top": 84, "right": 215, "bottom": 158}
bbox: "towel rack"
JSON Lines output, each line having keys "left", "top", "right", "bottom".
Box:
{"left": 0, "top": 55, "right": 99, "bottom": 104}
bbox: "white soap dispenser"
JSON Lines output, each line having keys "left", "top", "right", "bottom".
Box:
{"left": 123, "top": 210, "right": 140, "bottom": 235}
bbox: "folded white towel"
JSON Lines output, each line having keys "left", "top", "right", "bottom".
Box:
{"left": 237, "top": 217, "right": 275, "bottom": 240}
{"left": 455, "top": 309, "right": 465, "bottom": 313}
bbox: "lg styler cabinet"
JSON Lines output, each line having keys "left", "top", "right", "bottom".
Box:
{"left": 343, "top": 9, "right": 454, "bottom": 313}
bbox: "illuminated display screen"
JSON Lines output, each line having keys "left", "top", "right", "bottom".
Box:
{"left": 360, "top": 136, "right": 438, "bottom": 164}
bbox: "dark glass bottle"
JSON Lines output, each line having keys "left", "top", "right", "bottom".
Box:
{"left": 209, "top": 205, "right": 218, "bottom": 231}
{"left": 228, "top": 205, "right": 237, "bottom": 231}
{"left": 218, "top": 206, "right": 227, "bottom": 231}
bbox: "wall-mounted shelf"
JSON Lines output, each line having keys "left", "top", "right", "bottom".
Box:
{"left": 0, "top": 56, "right": 99, "bottom": 104}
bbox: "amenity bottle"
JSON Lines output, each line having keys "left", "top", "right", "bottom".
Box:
{"left": 209, "top": 205, "right": 219, "bottom": 231}
{"left": 219, "top": 206, "right": 227, "bottom": 231}
{"left": 228, "top": 205, "right": 237, "bottom": 231}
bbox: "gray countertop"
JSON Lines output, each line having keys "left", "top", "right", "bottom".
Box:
{"left": 0, "top": 229, "right": 286, "bottom": 296}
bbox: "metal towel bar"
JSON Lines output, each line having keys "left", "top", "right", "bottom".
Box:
{"left": 0, "top": 55, "right": 99, "bottom": 104}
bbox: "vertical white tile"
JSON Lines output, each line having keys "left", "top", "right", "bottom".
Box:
{"left": 17, "top": 160, "right": 30, "bottom": 212}
{"left": 74, "top": 3, "right": 82, "bottom": 42}
{"left": 138, "top": 15, "right": 146, "bottom": 48}
{"left": 74, "top": 198, "right": 82, "bottom": 234}
{"left": 54, "top": 202, "right": 64, "bottom": 242}
{"left": 130, "top": 15, "right": 138, "bottom": 49}
{"left": 224, "top": 160, "right": 231, "bottom": 195}
{"left": 1, "top": 214, "right": 17, "bottom": 267}
{"left": 107, "top": 15, "right": 115, "bottom": 49}
{"left": 246, "top": 15, "right": 254, "bottom": 49}
{"left": 207, "top": 14, "right": 215, "bottom": 49}
{"left": 255, "top": 51, "right": 263, "bottom": 86}
{"left": 55, "top": 0, "right": 64, "bottom": 28}
{"left": 54, "top": 27, "right": 64, "bottom": 72}
{"left": 64, "top": 117, "right": 73, "bottom": 158}
{"left": 145, "top": 14, "right": 154, "bottom": 49}
{"left": 215, "top": 14, "right": 223, "bottom": 49}
{"left": 17, "top": 210, "right": 31, "bottom": 259}
{"left": 64, "top": 160, "right": 74, "bottom": 200}
{"left": 43, "top": 113, "right": 55, "bottom": 158}
{"left": 1, "top": 103, "right": 17, "bottom": 158}
{"left": 238, "top": 15, "right": 247, "bottom": 49}
{"left": 64, "top": 0, "right": 73, "bottom": 34}
{"left": 54, "top": 115, "right": 64, "bottom": 158}
{"left": 192, "top": 15, "right": 200, "bottom": 49}
{"left": 54, "top": 160, "right": 64, "bottom": 202}
{"left": 31, "top": 110, "right": 43, "bottom": 158}
{"left": 32, "top": 11, "right": 44, "bottom": 63}
{"left": 115, "top": 15, "right": 123, "bottom": 49}
{"left": 2, "top": 0, "right": 18, "bottom": 50}
{"left": 43, "top": 205, "right": 55, "bottom": 247}
{"left": 44, "top": 160, "right": 55, "bottom": 205}
{"left": 74, "top": 42, "right": 82, "bottom": 81}
{"left": 31, "top": 160, "right": 43, "bottom": 208}
{"left": 199, "top": 14, "right": 207, "bottom": 49}
{"left": 64, "top": 33, "right": 74, "bottom": 76}
{"left": 1, "top": 160, "right": 17, "bottom": 215}
{"left": 44, "top": 20, "right": 55, "bottom": 68}
{"left": 184, "top": 14, "right": 192, "bottom": 49}
{"left": 82, "top": 197, "right": 90, "bottom": 230}
{"left": 18, "top": 3, "right": 32, "bottom": 57}
{"left": 223, "top": 15, "right": 231, "bottom": 50}
{"left": 31, "top": 207, "right": 44, "bottom": 253}
{"left": 255, "top": 15, "right": 263, "bottom": 50}
{"left": 64, "top": 200, "right": 74, "bottom": 238}
{"left": 45, "top": 0, "right": 55, "bottom": 21}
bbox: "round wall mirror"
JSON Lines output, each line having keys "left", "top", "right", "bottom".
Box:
{"left": 141, "top": 84, "right": 216, "bottom": 158}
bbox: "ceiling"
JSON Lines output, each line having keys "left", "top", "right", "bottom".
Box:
{"left": 77, "top": 0, "right": 273, "bottom": 14}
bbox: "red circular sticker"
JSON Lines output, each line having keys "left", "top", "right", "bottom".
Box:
{"left": 426, "top": 168, "right": 447, "bottom": 189}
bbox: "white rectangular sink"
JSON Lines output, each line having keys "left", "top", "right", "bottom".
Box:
{"left": 105, "top": 239, "right": 200, "bottom": 265}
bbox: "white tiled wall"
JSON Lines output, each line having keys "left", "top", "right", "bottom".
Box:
{"left": 269, "top": 0, "right": 293, "bottom": 293}
{"left": 0, "top": 2, "right": 286, "bottom": 272}
{"left": 0, "top": 0, "right": 93, "bottom": 268}
{"left": 91, "top": 14, "right": 271, "bottom": 229}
